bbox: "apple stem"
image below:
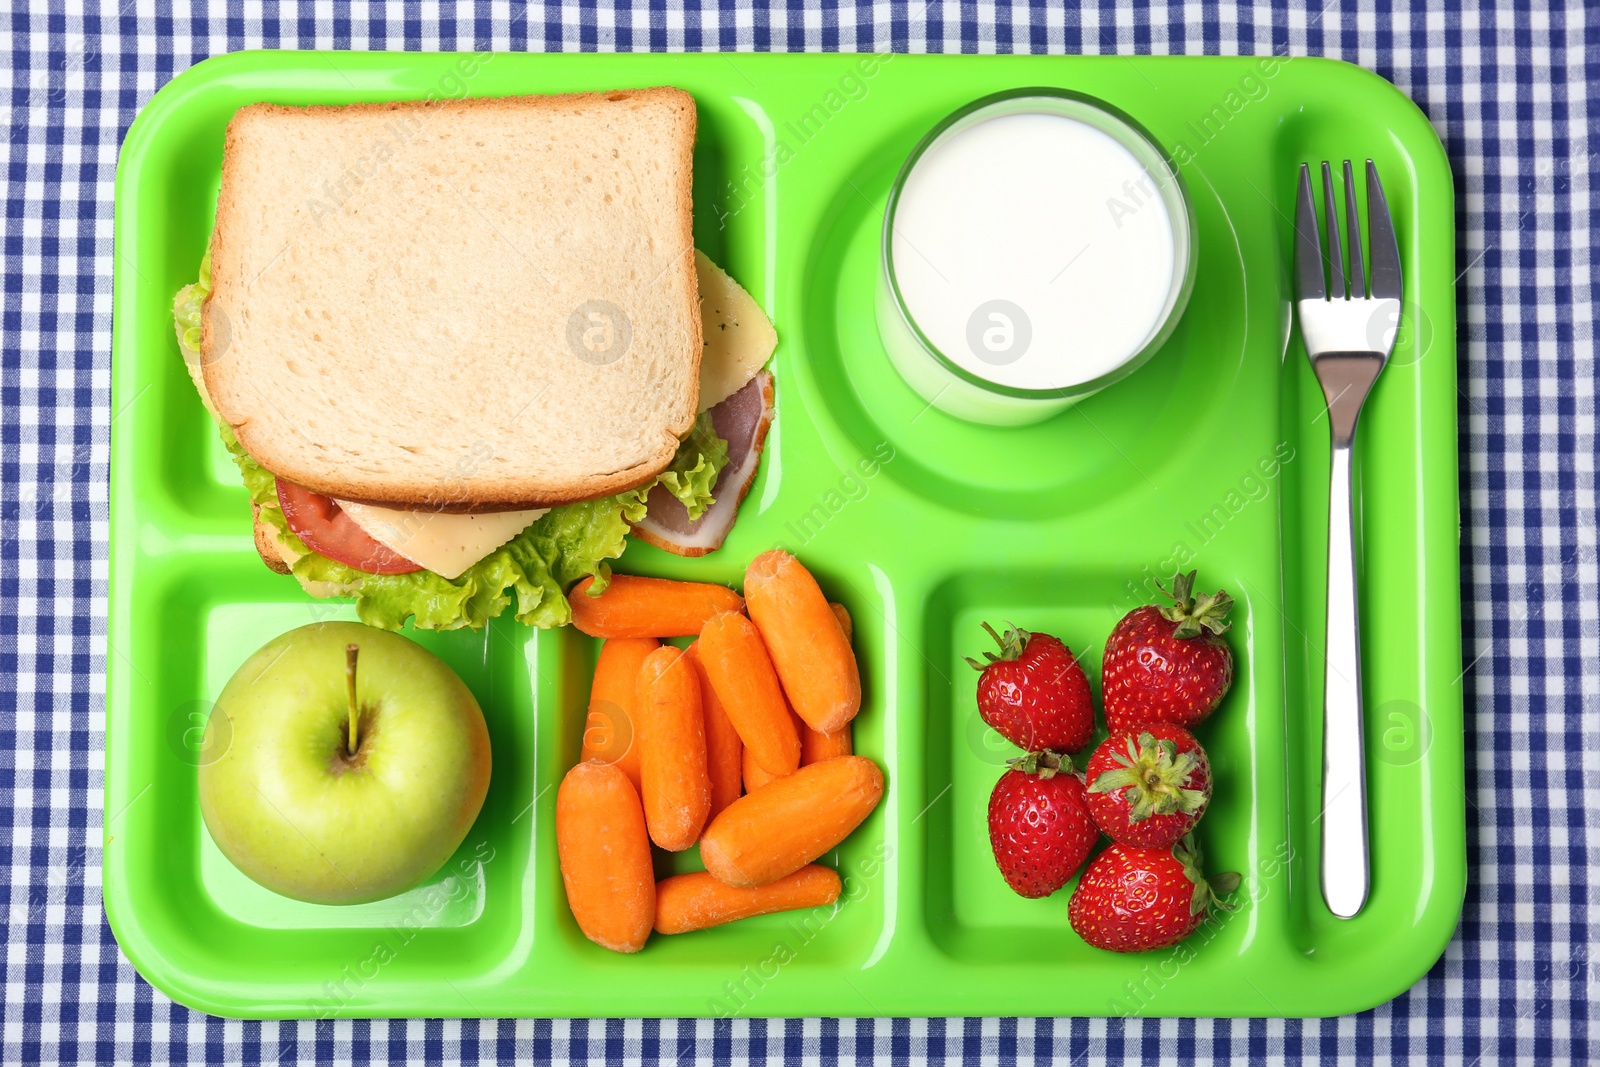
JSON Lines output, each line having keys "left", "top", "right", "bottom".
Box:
{"left": 345, "top": 643, "right": 360, "bottom": 756}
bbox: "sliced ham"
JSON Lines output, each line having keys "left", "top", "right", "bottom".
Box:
{"left": 633, "top": 370, "right": 774, "bottom": 557}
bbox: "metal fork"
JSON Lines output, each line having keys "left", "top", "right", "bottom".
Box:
{"left": 1293, "top": 159, "right": 1402, "bottom": 920}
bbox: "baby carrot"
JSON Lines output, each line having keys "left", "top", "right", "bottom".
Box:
{"left": 569, "top": 574, "right": 744, "bottom": 639}
{"left": 686, "top": 642, "right": 744, "bottom": 821}
{"left": 746, "top": 707, "right": 818, "bottom": 787}
{"left": 744, "top": 550, "right": 861, "bottom": 733}
{"left": 829, "top": 602, "right": 853, "bottom": 642}
{"left": 555, "top": 760, "right": 655, "bottom": 953}
{"left": 634, "top": 646, "right": 711, "bottom": 851}
{"left": 655, "top": 866, "right": 843, "bottom": 935}
{"left": 801, "top": 721, "right": 853, "bottom": 764}
{"left": 698, "top": 611, "right": 801, "bottom": 776}
{"left": 701, "top": 755, "right": 884, "bottom": 888}
{"left": 742, "top": 744, "right": 783, "bottom": 793}
{"left": 580, "top": 637, "right": 658, "bottom": 789}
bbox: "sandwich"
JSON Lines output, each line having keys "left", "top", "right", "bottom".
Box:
{"left": 172, "top": 89, "right": 776, "bottom": 631}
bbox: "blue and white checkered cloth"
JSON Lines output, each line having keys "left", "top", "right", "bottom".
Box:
{"left": 3, "top": 1, "right": 1594, "bottom": 1063}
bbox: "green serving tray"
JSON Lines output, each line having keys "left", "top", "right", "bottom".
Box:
{"left": 108, "top": 50, "right": 1463, "bottom": 1019}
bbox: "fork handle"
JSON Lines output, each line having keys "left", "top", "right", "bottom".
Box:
{"left": 1321, "top": 442, "right": 1370, "bottom": 919}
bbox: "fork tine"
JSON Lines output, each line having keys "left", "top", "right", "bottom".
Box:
{"left": 1343, "top": 160, "right": 1365, "bottom": 299}
{"left": 1295, "top": 163, "right": 1326, "bottom": 300}
{"left": 1321, "top": 161, "right": 1345, "bottom": 299}
{"left": 1365, "top": 160, "right": 1402, "bottom": 299}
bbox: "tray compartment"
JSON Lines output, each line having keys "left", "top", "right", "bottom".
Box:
{"left": 918, "top": 566, "right": 1277, "bottom": 966}
{"left": 522, "top": 580, "right": 898, "bottom": 1012}
{"left": 109, "top": 563, "right": 534, "bottom": 1015}
{"left": 1269, "top": 101, "right": 1467, "bottom": 961}
{"left": 794, "top": 103, "right": 1253, "bottom": 524}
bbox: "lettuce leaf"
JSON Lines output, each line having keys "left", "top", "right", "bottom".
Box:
{"left": 654, "top": 413, "right": 728, "bottom": 520}
{"left": 174, "top": 249, "right": 211, "bottom": 350}
{"left": 225, "top": 422, "right": 649, "bottom": 631}
{"left": 189, "top": 244, "right": 728, "bottom": 632}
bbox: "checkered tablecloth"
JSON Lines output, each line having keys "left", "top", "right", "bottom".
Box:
{"left": 4, "top": 1, "right": 1594, "bottom": 1063}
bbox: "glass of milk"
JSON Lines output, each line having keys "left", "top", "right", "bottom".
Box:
{"left": 877, "top": 89, "right": 1195, "bottom": 425}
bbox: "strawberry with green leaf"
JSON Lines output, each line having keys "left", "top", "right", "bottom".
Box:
{"left": 1102, "top": 571, "right": 1234, "bottom": 733}
{"left": 1086, "top": 724, "right": 1211, "bottom": 849}
{"left": 967, "top": 623, "right": 1095, "bottom": 754}
{"left": 987, "top": 750, "right": 1100, "bottom": 899}
{"left": 1068, "top": 836, "right": 1240, "bottom": 953}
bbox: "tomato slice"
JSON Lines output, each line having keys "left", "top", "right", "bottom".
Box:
{"left": 275, "top": 479, "right": 424, "bottom": 575}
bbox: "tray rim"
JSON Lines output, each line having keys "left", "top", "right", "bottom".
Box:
{"left": 106, "top": 47, "right": 1466, "bottom": 1020}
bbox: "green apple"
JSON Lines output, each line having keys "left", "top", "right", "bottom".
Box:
{"left": 199, "top": 621, "right": 491, "bottom": 905}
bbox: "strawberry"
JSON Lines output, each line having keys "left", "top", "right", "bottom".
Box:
{"left": 1086, "top": 724, "right": 1211, "bottom": 849}
{"left": 1102, "top": 571, "right": 1234, "bottom": 733}
{"left": 1068, "top": 836, "right": 1240, "bottom": 952}
{"left": 986, "top": 751, "right": 1099, "bottom": 898}
{"left": 967, "top": 624, "right": 1095, "bottom": 753}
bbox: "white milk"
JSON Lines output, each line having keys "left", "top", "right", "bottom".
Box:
{"left": 890, "top": 111, "right": 1179, "bottom": 392}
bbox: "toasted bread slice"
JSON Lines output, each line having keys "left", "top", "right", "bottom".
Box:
{"left": 251, "top": 502, "right": 354, "bottom": 600}
{"left": 250, "top": 502, "right": 292, "bottom": 575}
{"left": 204, "top": 90, "right": 701, "bottom": 512}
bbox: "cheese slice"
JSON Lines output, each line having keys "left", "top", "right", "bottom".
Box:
{"left": 334, "top": 500, "right": 548, "bottom": 580}
{"left": 696, "top": 251, "right": 777, "bottom": 411}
